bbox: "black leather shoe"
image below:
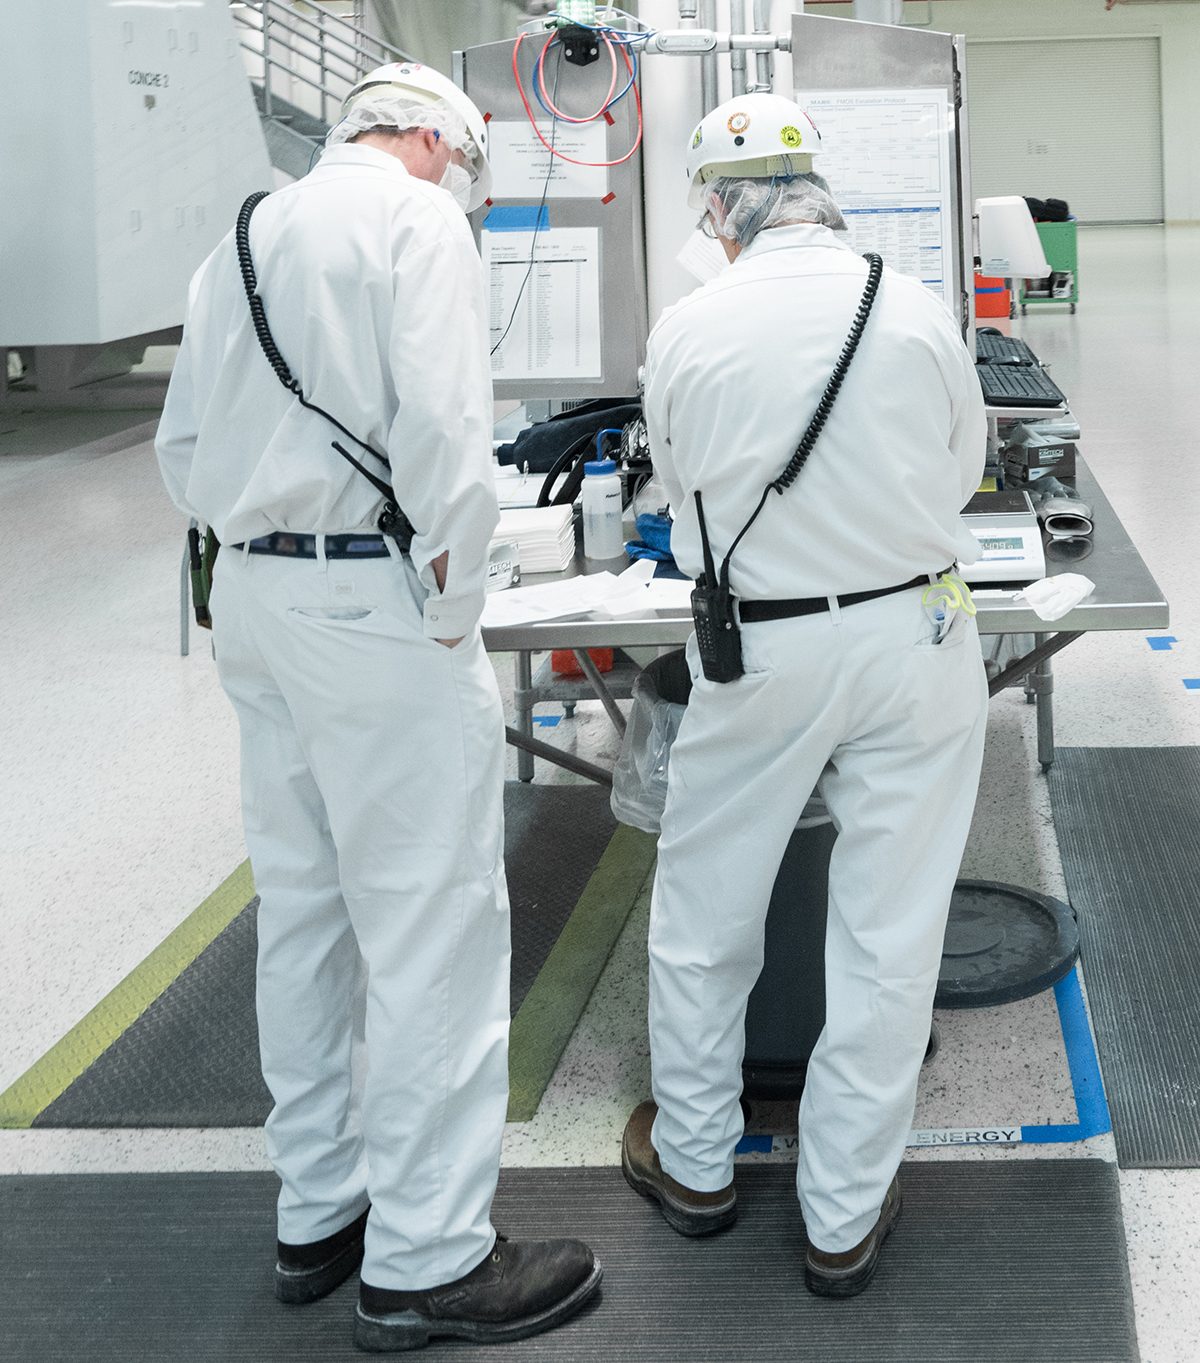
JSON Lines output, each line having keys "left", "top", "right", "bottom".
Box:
{"left": 353, "top": 1235, "right": 601, "bottom": 1352}
{"left": 275, "top": 1206, "right": 370, "bottom": 1304}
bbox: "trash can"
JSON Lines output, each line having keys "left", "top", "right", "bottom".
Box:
{"left": 612, "top": 650, "right": 835, "bottom": 1099}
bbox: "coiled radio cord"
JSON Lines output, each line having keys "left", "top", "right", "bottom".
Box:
{"left": 234, "top": 192, "right": 415, "bottom": 551}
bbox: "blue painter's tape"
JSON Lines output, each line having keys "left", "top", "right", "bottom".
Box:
{"left": 1146, "top": 636, "right": 1177, "bottom": 651}
{"left": 531, "top": 715, "right": 562, "bottom": 728}
{"left": 484, "top": 205, "right": 550, "bottom": 233}
{"left": 1022, "top": 966, "right": 1111, "bottom": 1144}
{"left": 1184, "top": 679, "right": 1200, "bottom": 691}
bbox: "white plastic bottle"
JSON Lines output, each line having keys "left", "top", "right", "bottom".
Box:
{"left": 582, "top": 459, "right": 625, "bottom": 561}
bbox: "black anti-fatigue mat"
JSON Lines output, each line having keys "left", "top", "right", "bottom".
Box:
{"left": 0, "top": 1163, "right": 1138, "bottom": 1363}
{"left": 1050, "top": 746, "right": 1200, "bottom": 1168}
{"left": 35, "top": 783, "right": 616, "bottom": 1128}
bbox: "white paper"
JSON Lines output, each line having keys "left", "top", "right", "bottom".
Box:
{"left": 480, "top": 567, "right": 694, "bottom": 628}
{"left": 481, "top": 574, "right": 620, "bottom": 628}
{"left": 801, "top": 88, "right": 955, "bottom": 306}
{"left": 484, "top": 228, "right": 603, "bottom": 382}
{"left": 492, "top": 463, "right": 541, "bottom": 509}
{"left": 488, "top": 121, "right": 609, "bottom": 199}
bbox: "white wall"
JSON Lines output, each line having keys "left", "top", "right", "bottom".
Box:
{"left": 899, "top": 0, "right": 1200, "bottom": 222}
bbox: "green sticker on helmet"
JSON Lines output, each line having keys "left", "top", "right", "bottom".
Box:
{"left": 780, "top": 125, "right": 804, "bottom": 149}
{"left": 691, "top": 128, "right": 703, "bottom": 149}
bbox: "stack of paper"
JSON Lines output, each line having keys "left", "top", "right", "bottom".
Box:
{"left": 491, "top": 505, "right": 576, "bottom": 575}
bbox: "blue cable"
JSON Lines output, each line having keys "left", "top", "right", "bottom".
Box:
{"left": 595, "top": 427, "right": 624, "bottom": 461}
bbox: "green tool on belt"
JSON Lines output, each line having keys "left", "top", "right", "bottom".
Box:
{"left": 186, "top": 525, "right": 220, "bottom": 630}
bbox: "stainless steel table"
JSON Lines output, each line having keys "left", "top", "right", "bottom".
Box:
{"left": 483, "top": 455, "right": 1168, "bottom": 782}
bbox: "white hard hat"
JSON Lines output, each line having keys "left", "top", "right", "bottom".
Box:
{"left": 342, "top": 62, "right": 492, "bottom": 212}
{"left": 685, "top": 93, "right": 824, "bottom": 209}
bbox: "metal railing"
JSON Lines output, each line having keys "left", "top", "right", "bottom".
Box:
{"left": 230, "top": 0, "right": 415, "bottom": 135}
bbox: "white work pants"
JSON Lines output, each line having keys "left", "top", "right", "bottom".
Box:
{"left": 211, "top": 545, "right": 510, "bottom": 1290}
{"left": 648, "top": 588, "right": 988, "bottom": 1252}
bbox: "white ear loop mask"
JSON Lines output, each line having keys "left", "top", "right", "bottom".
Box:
{"left": 439, "top": 161, "right": 473, "bottom": 212}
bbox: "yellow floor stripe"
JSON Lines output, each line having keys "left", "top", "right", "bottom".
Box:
{"left": 0, "top": 861, "right": 255, "bottom": 1129}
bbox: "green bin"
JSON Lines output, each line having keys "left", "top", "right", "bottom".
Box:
{"left": 1020, "top": 220, "right": 1079, "bottom": 314}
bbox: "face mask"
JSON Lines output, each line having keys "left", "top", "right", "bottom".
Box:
{"left": 438, "top": 161, "right": 473, "bottom": 212}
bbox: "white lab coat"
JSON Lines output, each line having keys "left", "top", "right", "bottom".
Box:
{"left": 644, "top": 223, "right": 985, "bottom": 599}
{"left": 642, "top": 224, "right": 989, "bottom": 1253}
{"left": 157, "top": 143, "right": 499, "bottom": 640}
{"left": 155, "top": 145, "right": 509, "bottom": 1290}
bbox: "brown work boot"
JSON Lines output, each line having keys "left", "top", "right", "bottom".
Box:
{"left": 804, "top": 1175, "right": 902, "bottom": 1298}
{"left": 621, "top": 1100, "right": 737, "bottom": 1237}
{"left": 353, "top": 1235, "right": 600, "bottom": 1351}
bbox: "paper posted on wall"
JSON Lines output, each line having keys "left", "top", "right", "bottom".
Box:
{"left": 484, "top": 227, "right": 603, "bottom": 382}
{"left": 800, "top": 87, "right": 956, "bottom": 307}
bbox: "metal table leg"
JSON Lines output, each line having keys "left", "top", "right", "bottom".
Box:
{"left": 513, "top": 650, "right": 535, "bottom": 783}
{"left": 1033, "top": 635, "right": 1056, "bottom": 770}
{"left": 572, "top": 649, "right": 627, "bottom": 737}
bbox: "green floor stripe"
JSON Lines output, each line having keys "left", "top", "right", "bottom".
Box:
{"left": 507, "top": 825, "right": 657, "bottom": 1123}
{"left": 0, "top": 862, "right": 255, "bottom": 1129}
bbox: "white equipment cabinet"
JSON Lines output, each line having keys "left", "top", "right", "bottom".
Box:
{"left": 0, "top": 0, "right": 271, "bottom": 397}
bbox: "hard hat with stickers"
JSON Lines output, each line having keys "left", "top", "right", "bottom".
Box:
{"left": 684, "top": 93, "right": 824, "bottom": 209}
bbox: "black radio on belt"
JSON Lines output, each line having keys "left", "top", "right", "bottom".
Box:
{"left": 688, "top": 253, "right": 884, "bottom": 684}
{"left": 692, "top": 492, "right": 745, "bottom": 683}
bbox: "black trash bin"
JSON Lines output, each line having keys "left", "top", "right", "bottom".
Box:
{"left": 611, "top": 650, "right": 836, "bottom": 1100}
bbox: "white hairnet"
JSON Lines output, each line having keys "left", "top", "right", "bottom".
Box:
{"left": 325, "top": 94, "right": 476, "bottom": 161}
{"left": 705, "top": 171, "right": 846, "bottom": 247}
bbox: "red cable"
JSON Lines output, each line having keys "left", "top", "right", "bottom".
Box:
{"left": 511, "top": 32, "right": 643, "bottom": 169}
{"left": 535, "top": 32, "right": 618, "bottom": 123}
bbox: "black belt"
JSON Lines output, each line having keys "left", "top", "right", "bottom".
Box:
{"left": 230, "top": 533, "right": 392, "bottom": 560}
{"left": 739, "top": 568, "right": 951, "bottom": 623}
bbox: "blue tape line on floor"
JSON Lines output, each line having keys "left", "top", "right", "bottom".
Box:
{"left": 1146, "top": 636, "right": 1177, "bottom": 651}
{"left": 1184, "top": 680, "right": 1200, "bottom": 691}
{"left": 1022, "top": 966, "right": 1111, "bottom": 1144}
{"left": 733, "top": 966, "right": 1111, "bottom": 1156}
{"left": 531, "top": 716, "right": 562, "bottom": 728}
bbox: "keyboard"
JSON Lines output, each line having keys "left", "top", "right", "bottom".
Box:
{"left": 976, "top": 332, "right": 1039, "bottom": 365}
{"left": 976, "top": 362, "right": 1066, "bottom": 409}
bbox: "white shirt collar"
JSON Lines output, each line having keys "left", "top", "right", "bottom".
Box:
{"left": 312, "top": 144, "right": 413, "bottom": 178}
{"left": 739, "top": 222, "right": 855, "bottom": 262}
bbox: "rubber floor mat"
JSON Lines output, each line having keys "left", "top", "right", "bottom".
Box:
{"left": 1050, "top": 746, "right": 1200, "bottom": 1167}
{"left": 32, "top": 783, "right": 627, "bottom": 1128}
{"left": 0, "top": 1162, "right": 1138, "bottom": 1363}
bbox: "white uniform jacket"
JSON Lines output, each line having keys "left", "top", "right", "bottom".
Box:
{"left": 644, "top": 224, "right": 986, "bottom": 600}
{"left": 156, "top": 144, "right": 498, "bottom": 639}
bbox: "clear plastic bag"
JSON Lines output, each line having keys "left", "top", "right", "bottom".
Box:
{"left": 611, "top": 650, "right": 829, "bottom": 833}
{"left": 610, "top": 654, "right": 690, "bottom": 834}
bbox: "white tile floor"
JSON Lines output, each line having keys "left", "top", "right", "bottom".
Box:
{"left": 2, "top": 226, "right": 1198, "bottom": 1361}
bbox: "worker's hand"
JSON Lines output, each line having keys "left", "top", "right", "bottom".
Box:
{"left": 436, "top": 636, "right": 464, "bottom": 650}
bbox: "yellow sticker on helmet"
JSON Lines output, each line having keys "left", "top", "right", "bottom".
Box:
{"left": 780, "top": 125, "right": 804, "bottom": 149}
{"left": 727, "top": 112, "right": 751, "bottom": 135}
{"left": 691, "top": 128, "right": 703, "bottom": 149}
